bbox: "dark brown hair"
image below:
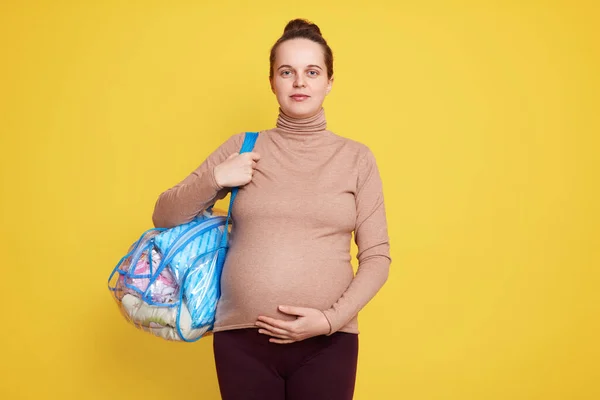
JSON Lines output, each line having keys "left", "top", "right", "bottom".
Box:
{"left": 269, "top": 19, "right": 334, "bottom": 80}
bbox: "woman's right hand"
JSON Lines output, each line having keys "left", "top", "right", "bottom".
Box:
{"left": 213, "top": 152, "right": 261, "bottom": 188}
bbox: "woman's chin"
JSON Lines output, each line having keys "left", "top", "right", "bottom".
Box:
{"left": 281, "top": 103, "right": 321, "bottom": 119}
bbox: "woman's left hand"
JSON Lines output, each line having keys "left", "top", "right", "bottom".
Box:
{"left": 256, "top": 305, "right": 331, "bottom": 344}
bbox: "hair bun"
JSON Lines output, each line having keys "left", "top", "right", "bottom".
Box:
{"left": 283, "top": 18, "right": 322, "bottom": 36}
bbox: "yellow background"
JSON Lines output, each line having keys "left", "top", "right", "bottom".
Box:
{"left": 1, "top": 1, "right": 598, "bottom": 399}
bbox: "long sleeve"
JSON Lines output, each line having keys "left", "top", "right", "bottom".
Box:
{"left": 152, "top": 133, "right": 245, "bottom": 228}
{"left": 322, "top": 148, "right": 391, "bottom": 334}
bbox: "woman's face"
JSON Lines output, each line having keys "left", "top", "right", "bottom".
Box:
{"left": 270, "top": 38, "right": 333, "bottom": 119}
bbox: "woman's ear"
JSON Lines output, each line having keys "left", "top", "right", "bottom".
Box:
{"left": 326, "top": 76, "right": 334, "bottom": 94}
{"left": 269, "top": 77, "right": 275, "bottom": 94}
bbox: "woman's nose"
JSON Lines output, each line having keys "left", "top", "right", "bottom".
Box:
{"left": 293, "top": 75, "right": 306, "bottom": 88}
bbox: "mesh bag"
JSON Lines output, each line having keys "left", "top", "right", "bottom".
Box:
{"left": 107, "top": 132, "right": 258, "bottom": 342}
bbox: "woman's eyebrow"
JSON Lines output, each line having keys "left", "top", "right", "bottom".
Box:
{"left": 277, "top": 64, "right": 323, "bottom": 70}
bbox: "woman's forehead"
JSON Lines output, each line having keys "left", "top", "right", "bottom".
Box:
{"left": 275, "top": 39, "right": 325, "bottom": 67}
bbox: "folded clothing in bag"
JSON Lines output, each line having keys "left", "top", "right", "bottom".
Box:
{"left": 116, "top": 247, "right": 179, "bottom": 304}
{"left": 120, "top": 294, "right": 207, "bottom": 341}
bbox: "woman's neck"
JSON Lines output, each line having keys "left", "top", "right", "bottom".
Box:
{"left": 275, "top": 107, "right": 327, "bottom": 134}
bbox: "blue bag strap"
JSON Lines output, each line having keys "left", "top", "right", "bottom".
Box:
{"left": 220, "top": 132, "right": 258, "bottom": 248}
{"left": 230, "top": 132, "right": 259, "bottom": 203}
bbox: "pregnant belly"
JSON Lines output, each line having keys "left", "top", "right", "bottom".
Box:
{"left": 213, "top": 252, "right": 354, "bottom": 329}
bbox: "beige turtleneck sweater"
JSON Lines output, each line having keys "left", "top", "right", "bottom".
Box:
{"left": 152, "top": 108, "right": 391, "bottom": 335}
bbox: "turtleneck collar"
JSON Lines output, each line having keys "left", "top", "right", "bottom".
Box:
{"left": 275, "top": 107, "right": 327, "bottom": 134}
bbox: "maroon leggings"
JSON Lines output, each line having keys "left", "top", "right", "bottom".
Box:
{"left": 213, "top": 328, "right": 359, "bottom": 400}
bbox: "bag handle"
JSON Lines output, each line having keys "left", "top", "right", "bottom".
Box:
{"left": 220, "top": 132, "right": 259, "bottom": 248}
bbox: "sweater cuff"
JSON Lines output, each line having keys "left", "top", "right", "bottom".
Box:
{"left": 209, "top": 166, "right": 224, "bottom": 191}
{"left": 322, "top": 309, "right": 341, "bottom": 336}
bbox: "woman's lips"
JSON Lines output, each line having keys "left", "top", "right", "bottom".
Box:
{"left": 290, "top": 94, "right": 310, "bottom": 101}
